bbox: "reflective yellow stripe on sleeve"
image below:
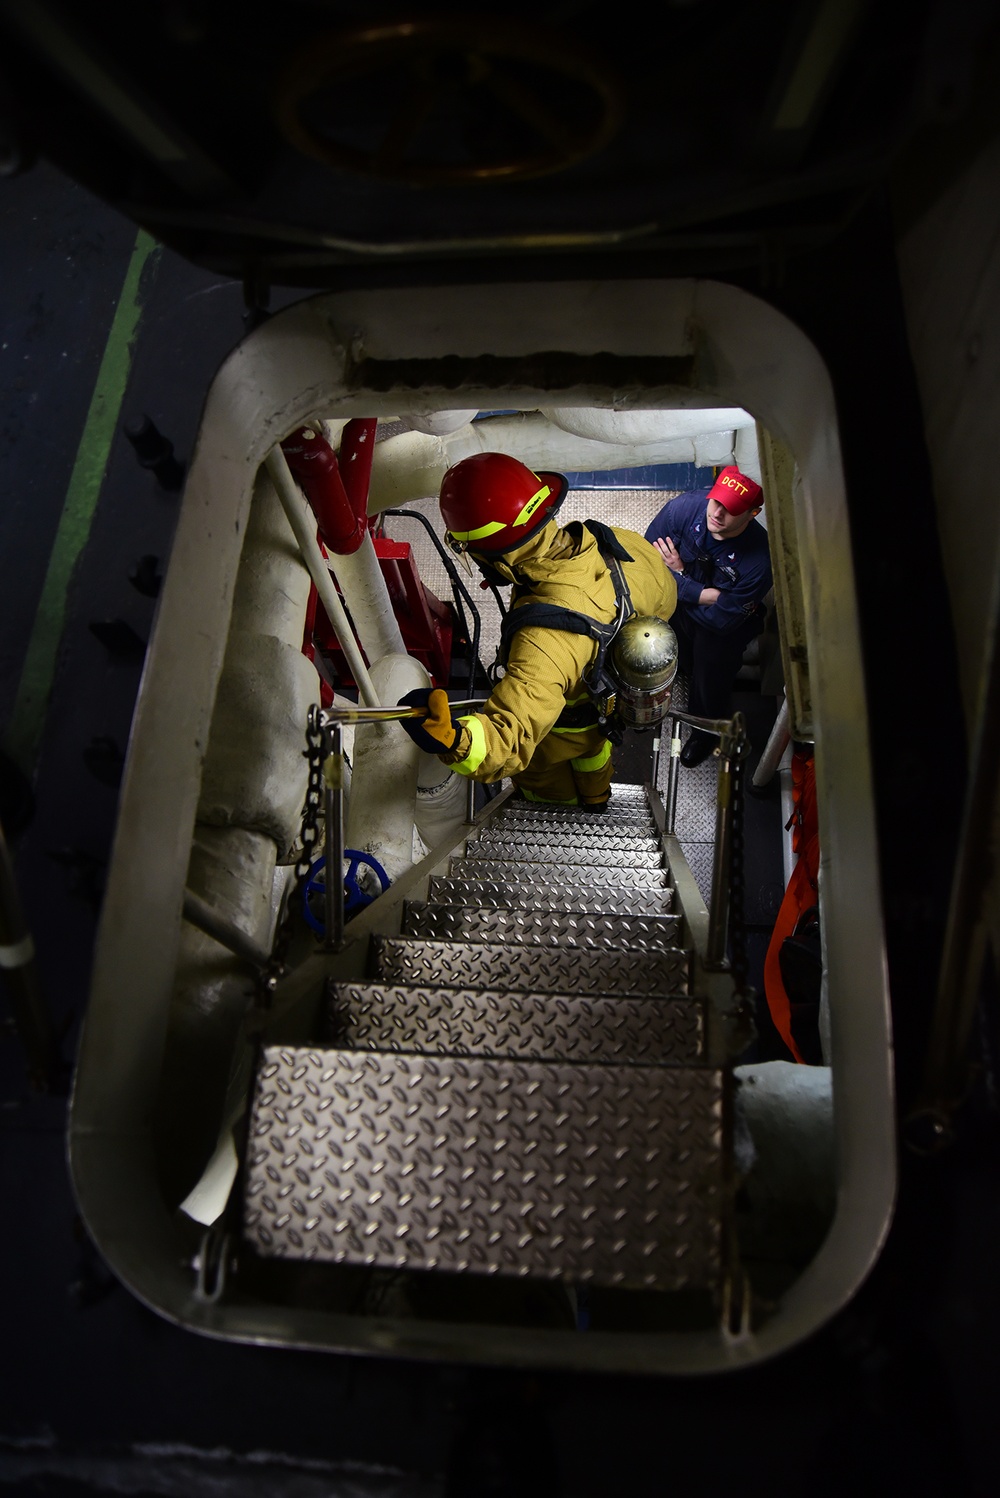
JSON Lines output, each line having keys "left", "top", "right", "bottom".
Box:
{"left": 570, "top": 740, "right": 613, "bottom": 773}
{"left": 449, "top": 715, "right": 487, "bottom": 776}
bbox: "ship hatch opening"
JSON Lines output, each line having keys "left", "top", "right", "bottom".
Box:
{"left": 69, "top": 278, "right": 894, "bottom": 1376}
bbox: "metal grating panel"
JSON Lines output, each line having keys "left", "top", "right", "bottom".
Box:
{"left": 680, "top": 842, "right": 715, "bottom": 909}
{"left": 428, "top": 877, "right": 674, "bottom": 916}
{"left": 372, "top": 937, "right": 690, "bottom": 996}
{"left": 462, "top": 840, "right": 664, "bottom": 871}
{"left": 402, "top": 901, "right": 682, "bottom": 949}
{"left": 245, "top": 1047, "right": 727, "bottom": 1289}
{"left": 673, "top": 777, "right": 721, "bottom": 842}
{"left": 447, "top": 858, "right": 669, "bottom": 890}
{"left": 328, "top": 984, "right": 704, "bottom": 1065}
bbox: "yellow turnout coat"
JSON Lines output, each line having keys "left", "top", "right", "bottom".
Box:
{"left": 442, "top": 518, "right": 677, "bottom": 806}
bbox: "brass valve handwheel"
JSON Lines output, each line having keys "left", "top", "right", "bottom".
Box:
{"left": 273, "top": 17, "right": 624, "bottom": 187}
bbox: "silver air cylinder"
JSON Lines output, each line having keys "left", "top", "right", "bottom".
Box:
{"left": 611, "top": 615, "right": 679, "bottom": 729}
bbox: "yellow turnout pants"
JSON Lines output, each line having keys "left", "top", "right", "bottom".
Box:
{"left": 513, "top": 725, "right": 613, "bottom": 808}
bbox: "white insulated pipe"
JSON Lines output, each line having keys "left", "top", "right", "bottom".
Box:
{"left": 538, "top": 406, "right": 755, "bottom": 444}
{"left": 327, "top": 533, "right": 406, "bottom": 664}
{"left": 398, "top": 409, "right": 479, "bottom": 436}
{"left": 345, "top": 652, "right": 440, "bottom": 881}
{"left": 366, "top": 410, "right": 754, "bottom": 514}
{"left": 264, "top": 446, "right": 380, "bottom": 707}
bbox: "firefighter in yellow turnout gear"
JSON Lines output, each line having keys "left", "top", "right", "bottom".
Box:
{"left": 399, "top": 453, "right": 677, "bottom": 810}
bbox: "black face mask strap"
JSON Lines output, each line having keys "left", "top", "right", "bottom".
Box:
{"left": 473, "top": 556, "right": 511, "bottom": 588}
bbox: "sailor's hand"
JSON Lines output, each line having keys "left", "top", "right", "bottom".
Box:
{"left": 655, "top": 536, "right": 684, "bottom": 574}
{"left": 397, "top": 688, "right": 460, "bottom": 755}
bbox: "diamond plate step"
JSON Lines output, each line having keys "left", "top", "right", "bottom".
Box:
{"left": 473, "top": 826, "right": 663, "bottom": 855}
{"left": 372, "top": 937, "right": 689, "bottom": 996}
{"left": 328, "top": 984, "right": 704, "bottom": 1064}
{"left": 402, "top": 900, "right": 682, "bottom": 949}
{"left": 428, "top": 877, "right": 674, "bottom": 916}
{"left": 463, "top": 839, "right": 664, "bottom": 871}
{"left": 498, "top": 804, "right": 657, "bottom": 833}
{"left": 447, "top": 857, "right": 669, "bottom": 889}
{"left": 245, "top": 1046, "right": 728, "bottom": 1289}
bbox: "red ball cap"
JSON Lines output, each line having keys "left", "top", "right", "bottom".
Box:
{"left": 707, "top": 466, "right": 763, "bottom": 515}
{"left": 439, "top": 452, "right": 567, "bottom": 554}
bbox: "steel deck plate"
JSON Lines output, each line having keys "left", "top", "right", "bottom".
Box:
{"left": 372, "top": 937, "right": 690, "bottom": 996}
{"left": 447, "top": 858, "right": 669, "bottom": 889}
{"left": 402, "top": 901, "right": 682, "bottom": 949}
{"left": 428, "top": 877, "right": 674, "bottom": 916}
{"left": 245, "top": 1047, "right": 727, "bottom": 1289}
{"left": 328, "top": 984, "right": 704, "bottom": 1064}
{"left": 463, "top": 839, "right": 664, "bottom": 871}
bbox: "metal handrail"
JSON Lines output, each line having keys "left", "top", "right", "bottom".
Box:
{"left": 376, "top": 508, "right": 493, "bottom": 698}
{"left": 663, "top": 708, "right": 749, "bottom": 972}
{"left": 316, "top": 700, "right": 488, "bottom": 948}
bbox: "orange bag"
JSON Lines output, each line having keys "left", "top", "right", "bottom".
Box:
{"left": 763, "top": 750, "right": 820, "bottom": 1064}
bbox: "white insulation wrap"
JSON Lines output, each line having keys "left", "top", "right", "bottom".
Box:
{"left": 345, "top": 652, "right": 433, "bottom": 882}
{"left": 414, "top": 755, "right": 468, "bottom": 854}
{"left": 327, "top": 532, "right": 406, "bottom": 664}
{"left": 539, "top": 406, "right": 755, "bottom": 444}
{"left": 366, "top": 408, "right": 756, "bottom": 513}
{"left": 185, "top": 824, "right": 280, "bottom": 953}
{"left": 196, "top": 468, "right": 320, "bottom": 859}
{"left": 197, "top": 634, "right": 320, "bottom": 859}
{"left": 232, "top": 469, "right": 313, "bottom": 647}
{"left": 398, "top": 409, "right": 479, "bottom": 436}
{"left": 734, "top": 421, "right": 764, "bottom": 485}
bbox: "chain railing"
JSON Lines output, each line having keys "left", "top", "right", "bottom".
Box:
{"left": 312, "top": 700, "right": 487, "bottom": 951}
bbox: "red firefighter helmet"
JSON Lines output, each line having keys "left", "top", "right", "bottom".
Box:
{"left": 439, "top": 452, "right": 568, "bottom": 555}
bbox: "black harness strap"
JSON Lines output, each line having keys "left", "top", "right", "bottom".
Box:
{"left": 498, "top": 522, "right": 636, "bottom": 719}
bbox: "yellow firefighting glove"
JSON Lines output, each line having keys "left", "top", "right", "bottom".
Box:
{"left": 397, "top": 688, "right": 460, "bottom": 756}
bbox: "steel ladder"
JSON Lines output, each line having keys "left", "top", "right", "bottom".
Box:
{"left": 243, "top": 783, "right": 732, "bottom": 1301}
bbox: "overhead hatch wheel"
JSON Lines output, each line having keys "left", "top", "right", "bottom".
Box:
{"left": 272, "top": 17, "right": 624, "bottom": 186}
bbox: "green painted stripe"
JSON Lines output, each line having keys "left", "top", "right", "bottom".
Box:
{"left": 4, "top": 228, "right": 159, "bottom": 775}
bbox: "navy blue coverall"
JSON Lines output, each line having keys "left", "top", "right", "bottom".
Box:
{"left": 644, "top": 488, "right": 773, "bottom": 721}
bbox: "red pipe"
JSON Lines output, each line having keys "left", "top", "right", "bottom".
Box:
{"left": 280, "top": 426, "right": 366, "bottom": 555}
{"left": 338, "top": 418, "right": 378, "bottom": 530}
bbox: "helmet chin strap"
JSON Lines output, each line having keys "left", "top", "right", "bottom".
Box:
{"left": 473, "top": 555, "right": 515, "bottom": 588}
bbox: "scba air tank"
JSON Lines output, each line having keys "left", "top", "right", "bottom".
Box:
{"left": 610, "top": 615, "right": 679, "bottom": 729}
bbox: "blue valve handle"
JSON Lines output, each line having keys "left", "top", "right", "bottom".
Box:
{"left": 302, "top": 849, "right": 391, "bottom": 936}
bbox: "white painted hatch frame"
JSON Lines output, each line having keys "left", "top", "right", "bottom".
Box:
{"left": 69, "top": 278, "right": 895, "bottom": 1374}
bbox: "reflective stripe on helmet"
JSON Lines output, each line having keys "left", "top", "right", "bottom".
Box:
{"left": 512, "top": 483, "right": 551, "bottom": 529}
{"left": 448, "top": 715, "right": 487, "bottom": 776}
{"left": 447, "top": 519, "right": 508, "bottom": 543}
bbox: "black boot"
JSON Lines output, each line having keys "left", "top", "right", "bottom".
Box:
{"left": 680, "top": 730, "right": 716, "bottom": 768}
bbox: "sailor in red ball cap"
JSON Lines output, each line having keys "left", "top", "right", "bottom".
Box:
{"left": 645, "top": 465, "right": 773, "bottom": 766}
